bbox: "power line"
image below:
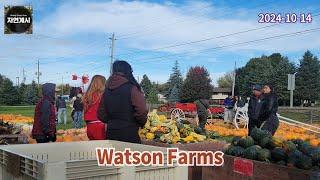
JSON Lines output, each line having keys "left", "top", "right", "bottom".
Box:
{"left": 130, "top": 27, "right": 320, "bottom": 64}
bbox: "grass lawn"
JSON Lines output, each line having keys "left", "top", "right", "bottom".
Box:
{"left": 0, "top": 105, "right": 85, "bottom": 130}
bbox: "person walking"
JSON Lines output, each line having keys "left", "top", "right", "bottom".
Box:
{"left": 259, "top": 84, "right": 279, "bottom": 135}
{"left": 195, "top": 99, "right": 210, "bottom": 134}
{"left": 224, "top": 94, "right": 235, "bottom": 124}
{"left": 73, "top": 93, "right": 84, "bottom": 128}
{"left": 32, "top": 83, "right": 57, "bottom": 143}
{"left": 83, "top": 75, "right": 107, "bottom": 140}
{"left": 56, "top": 96, "right": 67, "bottom": 125}
{"left": 248, "top": 85, "right": 263, "bottom": 135}
{"left": 98, "top": 60, "right": 148, "bottom": 144}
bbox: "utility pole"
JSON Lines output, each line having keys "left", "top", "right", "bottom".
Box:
{"left": 35, "top": 60, "right": 41, "bottom": 89}
{"left": 61, "top": 76, "right": 64, "bottom": 95}
{"left": 22, "top": 68, "right": 26, "bottom": 84}
{"left": 288, "top": 72, "right": 297, "bottom": 108}
{"left": 109, "top": 33, "right": 116, "bottom": 76}
{"left": 231, "top": 61, "right": 236, "bottom": 97}
{"left": 16, "top": 77, "right": 19, "bottom": 87}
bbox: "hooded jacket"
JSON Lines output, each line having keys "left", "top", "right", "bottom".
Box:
{"left": 32, "top": 83, "right": 56, "bottom": 138}
{"left": 98, "top": 73, "right": 148, "bottom": 129}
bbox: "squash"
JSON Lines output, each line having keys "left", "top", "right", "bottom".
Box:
{"left": 271, "top": 147, "right": 287, "bottom": 162}
{"left": 269, "top": 137, "right": 284, "bottom": 149}
{"left": 257, "top": 149, "right": 271, "bottom": 161}
{"left": 295, "top": 154, "right": 313, "bottom": 170}
{"left": 243, "top": 146, "right": 260, "bottom": 160}
{"left": 282, "top": 141, "right": 297, "bottom": 153}
{"left": 146, "top": 133, "right": 155, "bottom": 140}
{"left": 63, "top": 135, "right": 74, "bottom": 142}
{"left": 239, "top": 136, "right": 254, "bottom": 148}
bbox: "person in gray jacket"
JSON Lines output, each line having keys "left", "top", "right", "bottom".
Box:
{"left": 195, "top": 99, "right": 210, "bottom": 133}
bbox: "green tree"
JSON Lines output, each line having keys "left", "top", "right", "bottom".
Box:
{"left": 180, "top": 66, "right": 213, "bottom": 102}
{"left": 168, "top": 84, "right": 180, "bottom": 102}
{"left": 296, "top": 51, "right": 320, "bottom": 103}
{"left": 22, "top": 81, "right": 39, "bottom": 105}
{"left": 146, "top": 83, "right": 159, "bottom": 104}
{"left": 166, "top": 60, "right": 183, "bottom": 97}
{"left": 235, "top": 53, "right": 295, "bottom": 105}
{"left": 140, "top": 75, "right": 152, "bottom": 98}
{"left": 217, "top": 72, "right": 233, "bottom": 88}
{"left": 0, "top": 75, "right": 19, "bottom": 105}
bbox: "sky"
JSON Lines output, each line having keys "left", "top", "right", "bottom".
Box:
{"left": 0, "top": 0, "right": 319, "bottom": 87}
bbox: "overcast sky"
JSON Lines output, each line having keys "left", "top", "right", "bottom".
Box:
{"left": 0, "top": 0, "right": 319, "bottom": 87}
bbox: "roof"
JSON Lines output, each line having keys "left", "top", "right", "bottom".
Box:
{"left": 212, "top": 88, "right": 232, "bottom": 93}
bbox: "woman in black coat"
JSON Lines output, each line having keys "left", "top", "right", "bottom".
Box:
{"left": 259, "top": 84, "right": 279, "bottom": 135}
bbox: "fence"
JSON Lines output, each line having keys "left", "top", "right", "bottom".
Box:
{"left": 278, "top": 107, "right": 320, "bottom": 123}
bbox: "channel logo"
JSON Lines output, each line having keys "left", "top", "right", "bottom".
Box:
{"left": 4, "top": 6, "right": 33, "bottom": 34}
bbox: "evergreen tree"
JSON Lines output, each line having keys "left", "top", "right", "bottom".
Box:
{"left": 166, "top": 60, "right": 183, "bottom": 97}
{"left": 168, "top": 85, "right": 180, "bottom": 102}
{"left": 296, "top": 51, "right": 320, "bottom": 103}
{"left": 146, "top": 83, "right": 159, "bottom": 104}
{"left": 180, "top": 66, "right": 213, "bottom": 102}
{"left": 23, "top": 81, "right": 39, "bottom": 105}
{"left": 140, "top": 75, "right": 152, "bottom": 98}
{"left": 0, "top": 76, "right": 19, "bottom": 105}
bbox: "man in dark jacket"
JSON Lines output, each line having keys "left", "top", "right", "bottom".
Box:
{"left": 98, "top": 61, "right": 148, "bottom": 144}
{"left": 195, "top": 99, "right": 210, "bottom": 134}
{"left": 32, "top": 83, "right": 57, "bottom": 143}
{"left": 73, "top": 94, "right": 84, "bottom": 128}
{"left": 248, "top": 85, "right": 263, "bottom": 135}
{"left": 224, "top": 95, "right": 235, "bottom": 124}
{"left": 56, "top": 96, "right": 67, "bottom": 125}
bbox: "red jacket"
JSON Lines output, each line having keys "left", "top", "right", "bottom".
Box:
{"left": 84, "top": 93, "right": 103, "bottom": 121}
{"left": 32, "top": 97, "right": 56, "bottom": 137}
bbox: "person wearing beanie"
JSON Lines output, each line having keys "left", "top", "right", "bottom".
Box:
{"left": 248, "top": 84, "right": 263, "bottom": 135}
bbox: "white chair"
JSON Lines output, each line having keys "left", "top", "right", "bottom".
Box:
{"left": 233, "top": 103, "right": 249, "bottom": 129}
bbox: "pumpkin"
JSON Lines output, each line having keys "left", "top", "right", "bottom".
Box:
{"left": 243, "top": 146, "right": 260, "bottom": 160}
{"left": 56, "top": 136, "right": 64, "bottom": 142}
{"left": 63, "top": 135, "right": 74, "bottom": 142}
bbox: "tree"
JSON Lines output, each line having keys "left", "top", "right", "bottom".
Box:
{"left": 235, "top": 53, "right": 295, "bottom": 105}
{"left": 22, "top": 81, "right": 39, "bottom": 105}
{"left": 146, "top": 83, "right": 159, "bottom": 104}
{"left": 140, "top": 75, "right": 152, "bottom": 98}
{"left": 180, "top": 66, "right": 214, "bottom": 102}
{"left": 296, "top": 51, "right": 320, "bottom": 103}
{"left": 168, "top": 85, "right": 180, "bottom": 102}
{"left": 166, "top": 60, "right": 183, "bottom": 97}
{"left": 0, "top": 75, "right": 19, "bottom": 105}
{"left": 217, "top": 72, "right": 233, "bottom": 88}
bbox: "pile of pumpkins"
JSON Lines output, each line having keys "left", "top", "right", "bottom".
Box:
{"left": 0, "top": 114, "right": 33, "bottom": 124}
{"left": 27, "top": 127, "right": 89, "bottom": 144}
{"left": 205, "top": 121, "right": 320, "bottom": 147}
{"left": 225, "top": 128, "right": 320, "bottom": 170}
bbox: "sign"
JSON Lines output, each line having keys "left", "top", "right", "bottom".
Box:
{"left": 4, "top": 6, "right": 33, "bottom": 34}
{"left": 82, "top": 75, "right": 89, "bottom": 84}
{"left": 233, "top": 157, "right": 253, "bottom": 177}
{"left": 72, "top": 74, "right": 78, "bottom": 80}
{"left": 287, "top": 74, "right": 295, "bottom": 90}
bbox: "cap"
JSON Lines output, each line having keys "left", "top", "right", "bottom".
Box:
{"left": 252, "top": 84, "right": 262, "bottom": 91}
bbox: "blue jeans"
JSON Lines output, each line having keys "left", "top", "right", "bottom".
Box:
{"left": 57, "top": 108, "right": 67, "bottom": 125}
{"left": 73, "top": 111, "right": 83, "bottom": 128}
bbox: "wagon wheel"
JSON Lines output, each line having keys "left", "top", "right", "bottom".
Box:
{"left": 233, "top": 109, "right": 249, "bottom": 129}
{"left": 171, "top": 108, "right": 185, "bottom": 121}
